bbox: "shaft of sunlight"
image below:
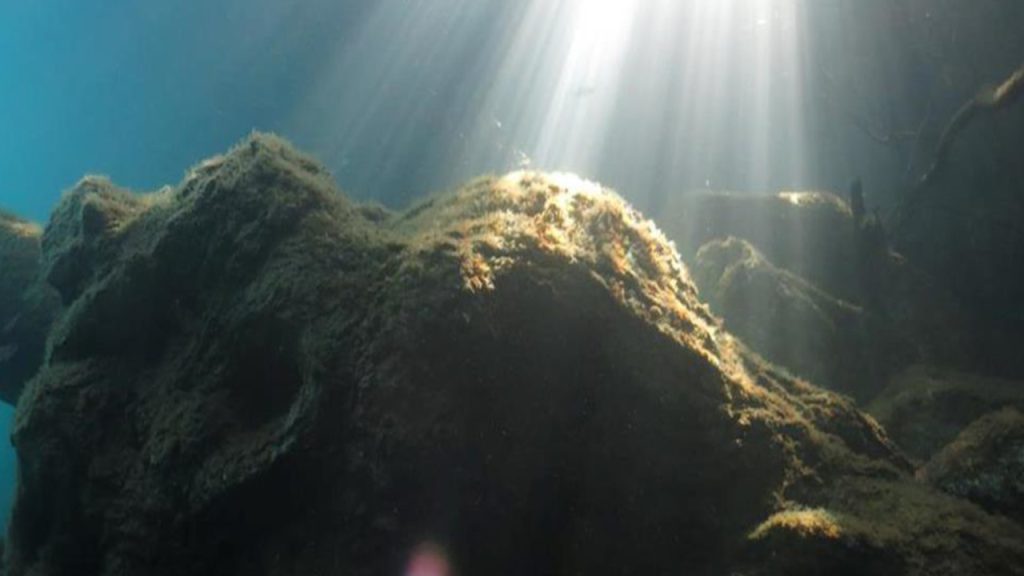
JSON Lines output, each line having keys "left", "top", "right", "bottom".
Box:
{"left": 289, "top": 0, "right": 815, "bottom": 210}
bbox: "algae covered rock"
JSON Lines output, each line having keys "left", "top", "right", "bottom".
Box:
{"left": 922, "top": 407, "right": 1024, "bottom": 524}
{"left": 0, "top": 211, "right": 40, "bottom": 307}
{"left": 692, "top": 237, "right": 902, "bottom": 401}
{"left": 738, "top": 475, "right": 1024, "bottom": 576}
{"left": 661, "top": 189, "right": 976, "bottom": 381}
{"left": 0, "top": 210, "right": 59, "bottom": 403}
{"left": 742, "top": 506, "right": 903, "bottom": 575}
{"left": 868, "top": 365, "right": 1024, "bottom": 461}
{"left": 661, "top": 190, "right": 861, "bottom": 302}
{"left": 5, "top": 135, "right": 1023, "bottom": 576}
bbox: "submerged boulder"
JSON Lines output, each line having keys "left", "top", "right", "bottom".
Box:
{"left": 921, "top": 407, "right": 1024, "bottom": 524}
{"left": 692, "top": 237, "right": 902, "bottom": 401}
{"left": 739, "top": 479, "right": 1024, "bottom": 576}
{"left": 0, "top": 211, "right": 40, "bottom": 313}
{"left": 660, "top": 189, "right": 977, "bottom": 397}
{"left": 0, "top": 210, "right": 60, "bottom": 404}
{"left": 868, "top": 365, "right": 1024, "bottom": 461}
{"left": 5, "top": 135, "right": 1023, "bottom": 576}
{"left": 661, "top": 190, "right": 860, "bottom": 302}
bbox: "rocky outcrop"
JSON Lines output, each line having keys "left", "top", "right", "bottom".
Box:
{"left": 661, "top": 190, "right": 861, "bottom": 302}
{"left": 0, "top": 211, "right": 60, "bottom": 404}
{"left": 692, "top": 237, "right": 902, "bottom": 401}
{"left": 868, "top": 365, "right": 1024, "bottom": 461}
{"left": 660, "top": 189, "right": 977, "bottom": 398}
{"left": 740, "top": 478, "right": 1024, "bottom": 576}
{"left": 0, "top": 212, "right": 40, "bottom": 316}
{"left": 5, "top": 135, "right": 1024, "bottom": 575}
{"left": 921, "top": 407, "right": 1024, "bottom": 524}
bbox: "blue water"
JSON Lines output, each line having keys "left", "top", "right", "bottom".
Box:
{"left": 0, "top": 1, "right": 376, "bottom": 221}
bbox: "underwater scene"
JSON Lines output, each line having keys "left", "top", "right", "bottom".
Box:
{"left": 1, "top": 0, "right": 1023, "bottom": 574}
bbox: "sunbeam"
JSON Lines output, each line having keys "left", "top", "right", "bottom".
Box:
{"left": 289, "top": 0, "right": 816, "bottom": 211}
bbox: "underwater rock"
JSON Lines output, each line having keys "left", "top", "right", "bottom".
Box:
{"left": 868, "top": 365, "right": 1024, "bottom": 461}
{"left": 737, "top": 475, "right": 1024, "bottom": 576}
{"left": 921, "top": 407, "right": 1024, "bottom": 524}
{"left": 662, "top": 189, "right": 976, "bottom": 392}
{"left": 6, "top": 134, "right": 1023, "bottom": 576}
{"left": 661, "top": 190, "right": 861, "bottom": 302}
{"left": 0, "top": 211, "right": 60, "bottom": 404}
{"left": 692, "top": 237, "right": 902, "bottom": 401}
{"left": 0, "top": 212, "right": 40, "bottom": 315}
{"left": 741, "top": 506, "right": 903, "bottom": 575}
{"left": 39, "top": 176, "right": 157, "bottom": 306}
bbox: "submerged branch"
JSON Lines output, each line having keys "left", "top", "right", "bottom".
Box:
{"left": 894, "top": 63, "right": 1024, "bottom": 229}
{"left": 917, "top": 63, "right": 1024, "bottom": 187}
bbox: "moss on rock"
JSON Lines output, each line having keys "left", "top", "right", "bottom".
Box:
{"left": 5, "top": 135, "right": 1022, "bottom": 576}
{"left": 692, "top": 236, "right": 902, "bottom": 401}
{"left": 922, "top": 407, "right": 1024, "bottom": 524}
{"left": 0, "top": 211, "right": 60, "bottom": 403}
{"left": 868, "top": 366, "right": 1024, "bottom": 461}
{"left": 659, "top": 189, "right": 979, "bottom": 393}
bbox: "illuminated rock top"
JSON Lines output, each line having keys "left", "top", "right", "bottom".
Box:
{"left": 5, "top": 134, "right": 1022, "bottom": 576}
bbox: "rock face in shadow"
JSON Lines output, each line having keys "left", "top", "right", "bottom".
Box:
{"left": 0, "top": 211, "right": 60, "bottom": 404}
{"left": 6, "top": 135, "right": 1024, "bottom": 576}
{"left": 921, "top": 407, "right": 1024, "bottom": 524}
{"left": 661, "top": 189, "right": 977, "bottom": 399}
{"left": 868, "top": 366, "right": 1024, "bottom": 461}
{"left": 663, "top": 190, "right": 862, "bottom": 303}
{"left": 692, "top": 237, "right": 901, "bottom": 401}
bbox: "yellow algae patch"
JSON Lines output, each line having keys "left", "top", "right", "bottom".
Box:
{"left": 461, "top": 252, "right": 495, "bottom": 293}
{"left": 750, "top": 508, "right": 844, "bottom": 541}
{"left": 485, "top": 171, "right": 723, "bottom": 354}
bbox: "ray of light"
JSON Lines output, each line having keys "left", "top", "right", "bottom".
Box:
{"left": 288, "top": 0, "right": 816, "bottom": 212}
